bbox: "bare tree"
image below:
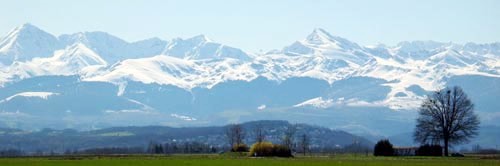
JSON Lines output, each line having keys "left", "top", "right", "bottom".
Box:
{"left": 299, "top": 133, "right": 310, "bottom": 156}
{"left": 254, "top": 123, "right": 265, "bottom": 143}
{"left": 414, "top": 86, "right": 480, "bottom": 156}
{"left": 282, "top": 124, "right": 297, "bottom": 150}
{"left": 234, "top": 125, "right": 245, "bottom": 146}
{"left": 225, "top": 124, "right": 235, "bottom": 148}
{"left": 226, "top": 124, "right": 245, "bottom": 149}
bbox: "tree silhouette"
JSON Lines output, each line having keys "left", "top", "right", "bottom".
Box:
{"left": 373, "top": 139, "right": 394, "bottom": 156}
{"left": 282, "top": 124, "right": 297, "bottom": 151}
{"left": 414, "top": 86, "right": 480, "bottom": 156}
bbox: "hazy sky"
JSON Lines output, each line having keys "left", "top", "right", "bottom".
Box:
{"left": 1, "top": 0, "right": 499, "bottom": 52}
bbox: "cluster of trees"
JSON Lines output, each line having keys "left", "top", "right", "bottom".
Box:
{"left": 1, "top": 142, "right": 221, "bottom": 156}
{"left": 0, "top": 149, "right": 23, "bottom": 157}
{"left": 373, "top": 140, "right": 443, "bottom": 156}
{"left": 225, "top": 123, "right": 310, "bottom": 157}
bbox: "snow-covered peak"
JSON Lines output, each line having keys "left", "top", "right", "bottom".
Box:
{"left": 8, "top": 23, "right": 44, "bottom": 35}
{"left": 10, "top": 23, "right": 40, "bottom": 34}
{"left": 167, "top": 35, "right": 212, "bottom": 48}
{"left": 0, "top": 24, "right": 498, "bottom": 100}
{"left": 0, "top": 23, "right": 61, "bottom": 65}
{"left": 2, "top": 43, "right": 108, "bottom": 81}
{"left": 306, "top": 28, "right": 335, "bottom": 45}
{"left": 59, "top": 31, "right": 127, "bottom": 46}
{"left": 280, "top": 28, "right": 373, "bottom": 67}
{"left": 303, "top": 28, "right": 362, "bottom": 51}
{"left": 54, "top": 43, "right": 108, "bottom": 66}
{"left": 59, "top": 31, "right": 129, "bottom": 63}
{"left": 282, "top": 28, "right": 365, "bottom": 56}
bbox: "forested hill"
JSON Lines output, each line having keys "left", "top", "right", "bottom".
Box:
{"left": 0, "top": 120, "right": 372, "bottom": 153}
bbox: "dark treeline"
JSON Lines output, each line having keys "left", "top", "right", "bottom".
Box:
{"left": 0, "top": 149, "right": 24, "bottom": 157}
{"left": 0, "top": 141, "right": 222, "bottom": 156}
{"left": 147, "top": 141, "right": 219, "bottom": 154}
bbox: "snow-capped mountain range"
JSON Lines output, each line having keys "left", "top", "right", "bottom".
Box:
{"left": 0, "top": 23, "right": 498, "bottom": 142}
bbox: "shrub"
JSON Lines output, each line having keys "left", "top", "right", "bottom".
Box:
{"left": 249, "top": 142, "right": 274, "bottom": 156}
{"left": 231, "top": 144, "right": 249, "bottom": 152}
{"left": 249, "top": 142, "right": 292, "bottom": 157}
{"left": 373, "top": 139, "right": 394, "bottom": 156}
{"left": 416, "top": 144, "right": 442, "bottom": 156}
{"left": 272, "top": 144, "right": 293, "bottom": 157}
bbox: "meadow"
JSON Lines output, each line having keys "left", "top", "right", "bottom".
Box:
{"left": 0, "top": 154, "right": 498, "bottom": 166}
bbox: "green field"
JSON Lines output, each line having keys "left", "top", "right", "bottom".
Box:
{"left": 0, "top": 154, "right": 498, "bottom": 166}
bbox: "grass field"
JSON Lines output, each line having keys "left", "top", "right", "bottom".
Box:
{"left": 0, "top": 154, "right": 498, "bottom": 166}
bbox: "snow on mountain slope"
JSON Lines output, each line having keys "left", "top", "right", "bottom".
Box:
{"left": 59, "top": 31, "right": 133, "bottom": 63}
{"left": 59, "top": 32, "right": 250, "bottom": 62}
{"left": 59, "top": 32, "right": 170, "bottom": 63}
{"left": 81, "top": 27, "right": 499, "bottom": 112}
{"left": 162, "top": 35, "right": 251, "bottom": 61}
{"left": 391, "top": 41, "right": 447, "bottom": 60}
{"left": 304, "top": 28, "right": 364, "bottom": 51}
{"left": 0, "top": 23, "right": 269, "bottom": 68}
{"left": 85, "top": 55, "right": 257, "bottom": 89}
{"left": 1, "top": 92, "right": 59, "bottom": 102}
{"left": 0, "top": 24, "right": 499, "bottom": 135}
{"left": 0, "top": 24, "right": 499, "bottom": 112}
{"left": 194, "top": 58, "right": 258, "bottom": 86}
{"left": 293, "top": 97, "right": 333, "bottom": 108}
{"left": 353, "top": 44, "right": 500, "bottom": 110}
{"left": 251, "top": 29, "right": 376, "bottom": 83}
{"left": 282, "top": 28, "right": 373, "bottom": 66}
{"left": 3, "top": 43, "right": 107, "bottom": 82}
{"left": 85, "top": 55, "right": 200, "bottom": 89}
{"left": 251, "top": 54, "right": 355, "bottom": 83}
{"left": 0, "top": 23, "right": 61, "bottom": 65}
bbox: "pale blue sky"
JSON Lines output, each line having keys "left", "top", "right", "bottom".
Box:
{"left": 1, "top": 0, "right": 499, "bottom": 52}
